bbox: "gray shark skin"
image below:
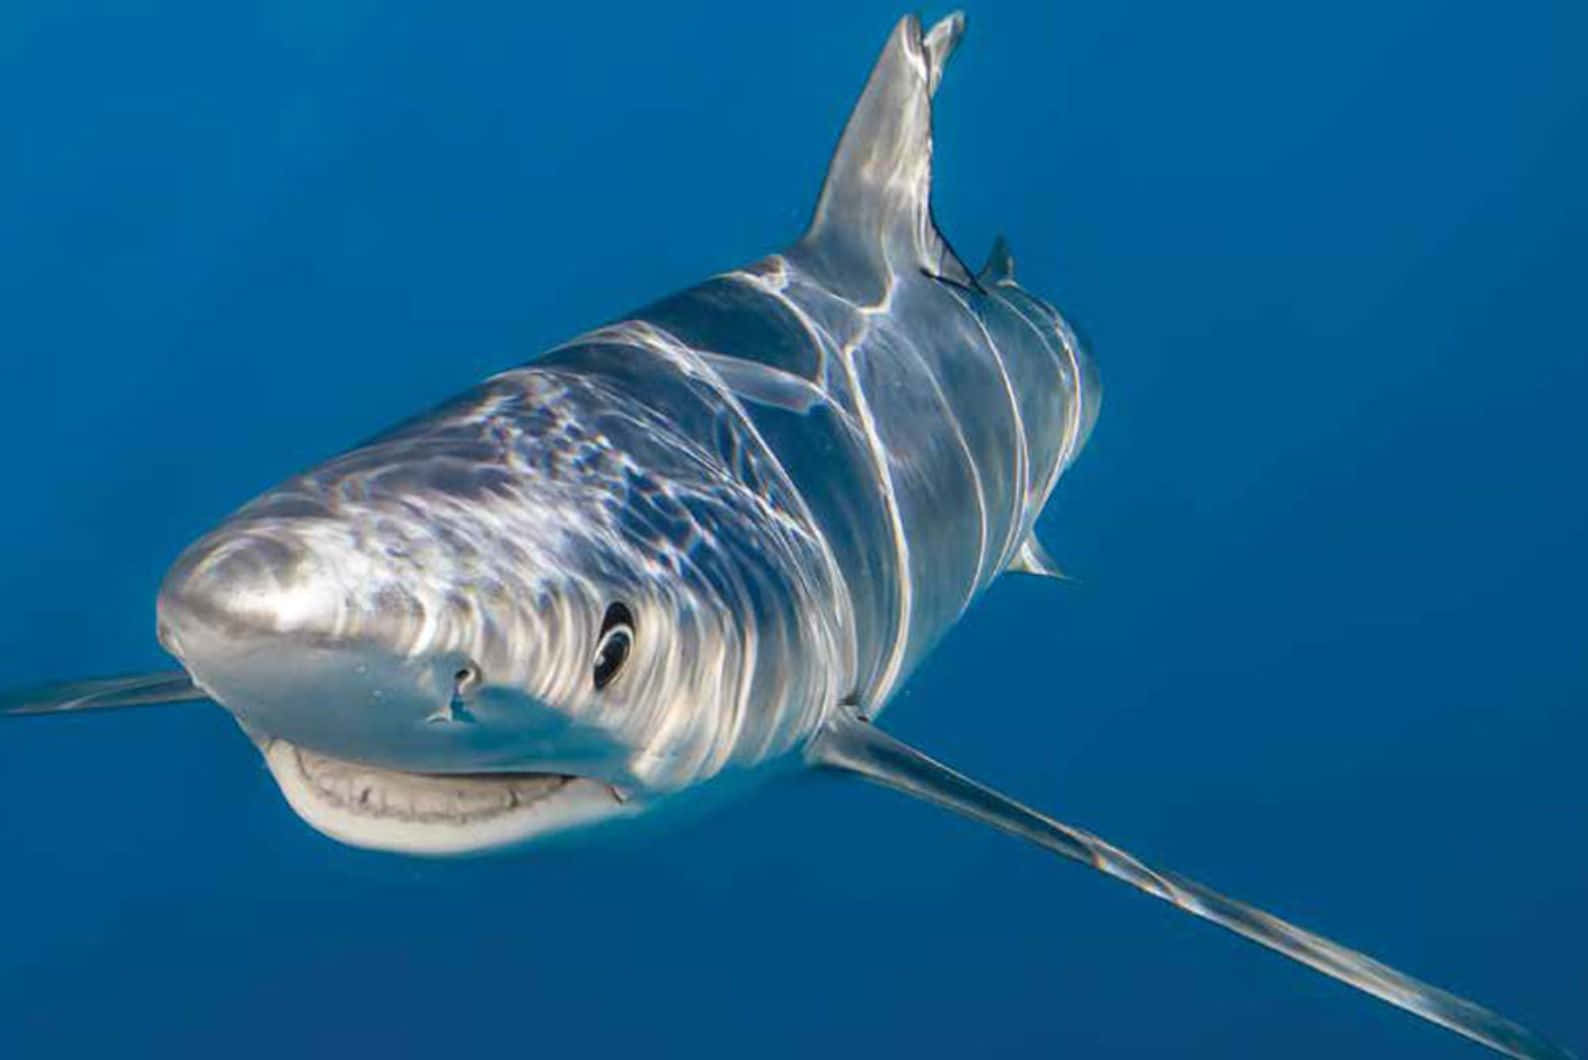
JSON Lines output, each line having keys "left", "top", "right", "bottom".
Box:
{"left": 0, "top": 13, "right": 1570, "bottom": 1060}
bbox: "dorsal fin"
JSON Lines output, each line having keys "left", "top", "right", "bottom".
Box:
{"left": 798, "top": 13, "right": 976, "bottom": 296}
{"left": 980, "top": 234, "right": 1016, "bottom": 284}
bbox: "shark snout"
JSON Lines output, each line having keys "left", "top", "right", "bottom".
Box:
{"left": 155, "top": 524, "right": 459, "bottom": 768}
{"left": 157, "top": 527, "right": 352, "bottom": 648}
{"left": 153, "top": 520, "right": 620, "bottom": 780}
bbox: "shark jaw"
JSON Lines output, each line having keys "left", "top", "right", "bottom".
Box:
{"left": 258, "top": 737, "right": 639, "bottom": 857}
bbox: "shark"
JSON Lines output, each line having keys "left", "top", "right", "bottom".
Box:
{"left": 2, "top": 13, "right": 1569, "bottom": 1059}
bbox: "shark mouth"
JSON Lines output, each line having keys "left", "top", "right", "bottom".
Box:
{"left": 261, "top": 739, "right": 637, "bottom": 856}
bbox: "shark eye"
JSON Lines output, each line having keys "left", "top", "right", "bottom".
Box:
{"left": 593, "top": 603, "right": 633, "bottom": 691}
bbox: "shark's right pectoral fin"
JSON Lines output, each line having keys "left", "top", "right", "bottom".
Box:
{"left": 1, "top": 670, "right": 207, "bottom": 716}
{"left": 808, "top": 711, "right": 1570, "bottom": 1060}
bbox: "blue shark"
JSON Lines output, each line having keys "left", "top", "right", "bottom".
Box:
{"left": 1, "top": 13, "right": 1568, "bottom": 1059}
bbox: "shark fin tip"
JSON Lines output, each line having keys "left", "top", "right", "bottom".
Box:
{"left": 1009, "top": 536, "right": 1068, "bottom": 580}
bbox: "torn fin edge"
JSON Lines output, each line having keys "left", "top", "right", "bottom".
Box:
{"left": 808, "top": 712, "right": 1571, "bottom": 1060}
{"left": 800, "top": 13, "right": 977, "bottom": 293}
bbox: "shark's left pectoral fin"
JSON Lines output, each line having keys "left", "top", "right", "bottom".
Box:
{"left": 808, "top": 712, "right": 1570, "bottom": 1060}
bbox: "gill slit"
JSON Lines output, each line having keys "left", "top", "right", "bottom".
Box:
{"left": 830, "top": 325, "right": 913, "bottom": 709}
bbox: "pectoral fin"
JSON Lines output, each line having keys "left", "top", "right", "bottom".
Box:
{"left": 808, "top": 712, "right": 1569, "bottom": 1060}
{"left": 1, "top": 670, "right": 206, "bottom": 716}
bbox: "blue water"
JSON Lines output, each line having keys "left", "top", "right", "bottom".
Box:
{"left": 2, "top": 2, "right": 1584, "bottom": 1056}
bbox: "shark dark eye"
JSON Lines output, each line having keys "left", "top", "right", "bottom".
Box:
{"left": 593, "top": 603, "right": 633, "bottom": 691}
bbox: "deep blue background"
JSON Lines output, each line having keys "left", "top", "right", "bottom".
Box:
{"left": 2, "top": 2, "right": 1583, "bottom": 1056}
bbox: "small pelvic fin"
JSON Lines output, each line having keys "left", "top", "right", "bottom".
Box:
{"left": 1, "top": 670, "right": 206, "bottom": 717}
{"left": 980, "top": 234, "right": 1016, "bottom": 284}
{"left": 800, "top": 13, "right": 977, "bottom": 294}
{"left": 808, "top": 712, "right": 1571, "bottom": 1060}
{"left": 1009, "top": 535, "right": 1067, "bottom": 579}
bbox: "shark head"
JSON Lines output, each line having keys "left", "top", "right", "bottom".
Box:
{"left": 156, "top": 370, "right": 849, "bottom": 855}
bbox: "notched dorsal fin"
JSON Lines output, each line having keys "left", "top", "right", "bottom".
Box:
{"left": 809, "top": 713, "right": 1571, "bottom": 1060}
{"left": 800, "top": 12, "right": 976, "bottom": 293}
{"left": 980, "top": 234, "right": 1016, "bottom": 284}
{"left": 1008, "top": 534, "right": 1067, "bottom": 579}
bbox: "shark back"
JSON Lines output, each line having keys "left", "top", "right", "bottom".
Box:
{"left": 544, "top": 14, "right": 1099, "bottom": 710}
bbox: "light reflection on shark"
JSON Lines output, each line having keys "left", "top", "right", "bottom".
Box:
{"left": 2, "top": 13, "right": 1569, "bottom": 1059}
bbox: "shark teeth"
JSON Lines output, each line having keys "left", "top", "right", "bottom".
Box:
{"left": 261, "top": 739, "right": 638, "bottom": 856}
{"left": 285, "top": 744, "right": 572, "bottom": 823}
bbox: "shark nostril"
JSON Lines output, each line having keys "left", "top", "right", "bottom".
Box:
{"left": 425, "top": 663, "right": 483, "bottom": 727}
